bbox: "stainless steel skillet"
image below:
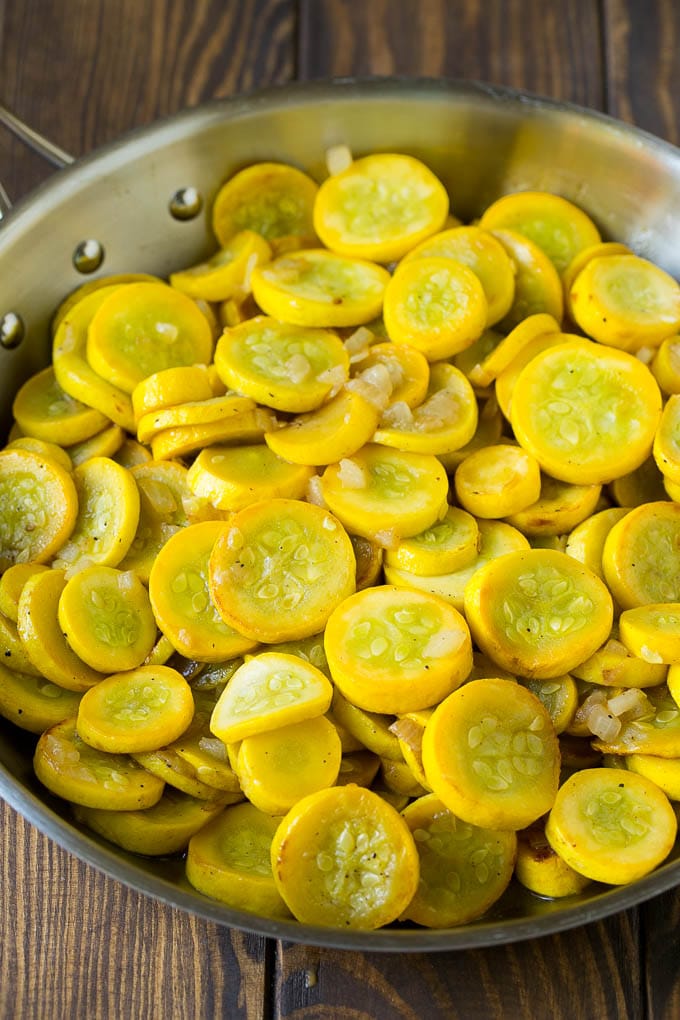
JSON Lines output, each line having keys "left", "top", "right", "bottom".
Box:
{"left": 1, "top": 77, "right": 680, "bottom": 951}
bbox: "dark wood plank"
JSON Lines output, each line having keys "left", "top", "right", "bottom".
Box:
{"left": 283, "top": 4, "right": 644, "bottom": 1018}
{"left": 601, "top": 3, "right": 680, "bottom": 1015}
{"left": 641, "top": 892, "right": 680, "bottom": 1020}
{"left": 272, "top": 912, "right": 641, "bottom": 1020}
{"left": 0, "top": 2, "right": 297, "bottom": 1017}
{"left": 0, "top": 0, "right": 296, "bottom": 203}
{"left": 299, "top": 0, "right": 604, "bottom": 108}
{"left": 0, "top": 801, "right": 269, "bottom": 1020}
{"left": 603, "top": 0, "right": 680, "bottom": 143}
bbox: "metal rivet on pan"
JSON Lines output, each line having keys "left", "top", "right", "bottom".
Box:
{"left": 169, "top": 187, "right": 203, "bottom": 220}
{"left": 73, "top": 239, "right": 105, "bottom": 274}
{"left": 0, "top": 312, "right": 24, "bottom": 349}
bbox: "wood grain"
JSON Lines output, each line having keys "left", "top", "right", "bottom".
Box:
{"left": 0, "top": 4, "right": 294, "bottom": 1017}
{"left": 0, "top": 0, "right": 297, "bottom": 202}
{"left": 642, "top": 892, "right": 680, "bottom": 1020}
{"left": 603, "top": 0, "right": 680, "bottom": 143}
{"left": 0, "top": 801, "right": 270, "bottom": 1020}
{"left": 299, "top": 0, "right": 604, "bottom": 108}
{"left": 272, "top": 911, "right": 641, "bottom": 1020}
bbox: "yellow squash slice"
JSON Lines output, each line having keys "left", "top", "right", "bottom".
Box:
{"left": 213, "top": 315, "right": 349, "bottom": 413}
{"left": 422, "top": 678, "right": 560, "bottom": 830}
{"left": 17, "top": 569, "right": 104, "bottom": 691}
{"left": 515, "top": 822, "right": 592, "bottom": 898}
{"left": 602, "top": 501, "right": 680, "bottom": 608}
{"left": 0, "top": 661, "right": 82, "bottom": 734}
{"left": 149, "top": 521, "right": 257, "bottom": 662}
{"left": 86, "top": 282, "right": 214, "bottom": 393}
{"left": 358, "top": 341, "right": 430, "bottom": 409}
{"left": 264, "top": 387, "right": 380, "bottom": 466}
{"left": 569, "top": 253, "right": 680, "bottom": 350}
{"left": 651, "top": 334, "right": 680, "bottom": 395}
{"left": 52, "top": 285, "right": 136, "bottom": 431}
{"left": 208, "top": 498, "right": 356, "bottom": 642}
{"left": 212, "top": 161, "right": 319, "bottom": 249}
{"left": 463, "top": 549, "right": 613, "bottom": 679}
{"left": 0, "top": 447, "right": 78, "bottom": 571}
{"left": 373, "top": 362, "right": 478, "bottom": 456}
{"left": 480, "top": 190, "right": 601, "bottom": 274}
{"left": 401, "top": 794, "right": 517, "bottom": 927}
{"left": 467, "top": 312, "right": 560, "bottom": 389}
{"left": 130, "top": 745, "right": 228, "bottom": 801}
{"left": 564, "top": 507, "right": 630, "bottom": 579}
{"left": 618, "top": 603, "right": 680, "bottom": 664}
{"left": 0, "top": 563, "right": 49, "bottom": 623}
{"left": 187, "top": 443, "right": 314, "bottom": 513}
{"left": 383, "top": 256, "right": 488, "bottom": 360}
{"left": 313, "top": 153, "right": 449, "bottom": 263}
{"left": 236, "top": 714, "right": 342, "bottom": 815}
{"left": 402, "top": 225, "right": 516, "bottom": 326}
{"left": 52, "top": 456, "right": 140, "bottom": 571}
{"left": 320, "top": 444, "right": 448, "bottom": 544}
{"left": 131, "top": 364, "right": 215, "bottom": 421}
{"left": 66, "top": 424, "right": 125, "bottom": 466}
{"left": 76, "top": 665, "right": 194, "bottom": 753}
{"left": 490, "top": 229, "right": 564, "bottom": 329}
{"left": 251, "top": 249, "right": 390, "bottom": 328}
{"left": 454, "top": 444, "right": 542, "bottom": 519}
{"left": 51, "top": 273, "right": 160, "bottom": 335}
{"left": 653, "top": 394, "right": 680, "bottom": 483}
{"left": 545, "top": 767, "right": 677, "bottom": 884}
{"left": 209, "top": 652, "right": 333, "bottom": 744}
{"left": 12, "top": 366, "right": 108, "bottom": 446}
{"left": 324, "top": 585, "right": 472, "bottom": 714}
{"left": 34, "top": 717, "right": 165, "bottom": 810}
{"left": 6, "top": 437, "right": 73, "bottom": 475}
{"left": 505, "top": 474, "right": 602, "bottom": 538}
{"left": 169, "top": 230, "right": 272, "bottom": 301}
{"left": 270, "top": 783, "right": 420, "bottom": 929}
{"left": 136, "top": 394, "right": 256, "bottom": 446}
{"left": 510, "top": 339, "right": 662, "bottom": 485}
{"left": 58, "top": 565, "right": 157, "bottom": 673}
{"left": 384, "top": 506, "right": 479, "bottom": 577}
{"left": 186, "top": 800, "right": 291, "bottom": 918}
{"left": 74, "top": 786, "right": 229, "bottom": 856}
{"left": 384, "top": 518, "right": 530, "bottom": 612}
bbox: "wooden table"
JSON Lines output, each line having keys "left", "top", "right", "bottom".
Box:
{"left": 1, "top": 1, "right": 680, "bottom": 1016}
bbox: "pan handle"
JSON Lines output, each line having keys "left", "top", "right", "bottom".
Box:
{"left": 0, "top": 103, "right": 75, "bottom": 219}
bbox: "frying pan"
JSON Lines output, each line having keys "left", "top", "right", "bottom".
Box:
{"left": 1, "top": 77, "right": 680, "bottom": 951}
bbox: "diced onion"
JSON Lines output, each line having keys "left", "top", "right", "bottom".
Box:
{"left": 325, "top": 144, "right": 353, "bottom": 176}
{"left": 573, "top": 689, "right": 607, "bottom": 728}
{"left": 345, "top": 327, "right": 374, "bottom": 363}
{"left": 286, "top": 353, "right": 312, "bottom": 384}
{"left": 198, "top": 736, "right": 228, "bottom": 761}
{"left": 607, "top": 688, "right": 652, "bottom": 720}
{"left": 337, "top": 458, "right": 367, "bottom": 489}
{"left": 388, "top": 717, "right": 424, "bottom": 755}
{"left": 635, "top": 346, "right": 655, "bottom": 365}
{"left": 414, "top": 390, "right": 457, "bottom": 432}
{"left": 585, "top": 702, "right": 622, "bottom": 742}
{"left": 138, "top": 478, "right": 178, "bottom": 517}
{"left": 422, "top": 629, "right": 463, "bottom": 659}
{"left": 380, "top": 401, "right": 414, "bottom": 428}
{"left": 374, "top": 528, "right": 400, "bottom": 550}
{"left": 346, "top": 363, "right": 393, "bottom": 411}
{"left": 305, "top": 475, "right": 327, "bottom": 507}
{"left": 317, "top": 364, "right": 347, "bottom": 398}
